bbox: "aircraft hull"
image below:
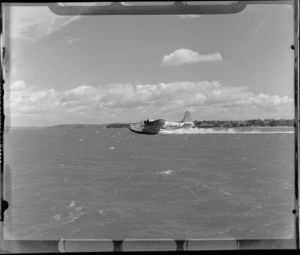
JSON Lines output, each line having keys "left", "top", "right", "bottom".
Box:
{"left": 129, "top": 119, "right": 165, "bottom": 134}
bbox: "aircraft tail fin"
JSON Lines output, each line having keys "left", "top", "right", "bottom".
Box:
{"left": 182, "top": 111, "right": 192, "bottom": 123}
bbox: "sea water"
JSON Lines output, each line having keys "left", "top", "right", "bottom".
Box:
{"left": 3, "top": 127, "right": 295, "bottom": 240}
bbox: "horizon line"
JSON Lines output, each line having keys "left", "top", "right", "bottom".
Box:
{"left": 4, "top": 118, "right": 295, "bottom": 129}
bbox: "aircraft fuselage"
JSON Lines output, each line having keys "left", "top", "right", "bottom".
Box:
{"left": 129, "top": 111, "right": 195, "bottom": 134}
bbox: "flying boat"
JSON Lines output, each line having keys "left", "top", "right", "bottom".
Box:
{"left": 129, "top": 111, "right": 195, "bottom": 134}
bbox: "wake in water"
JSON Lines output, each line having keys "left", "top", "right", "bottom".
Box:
{"left": 160, "top": 127, "right": 294, "bottom": 134}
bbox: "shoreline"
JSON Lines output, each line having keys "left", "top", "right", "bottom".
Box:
{"left": 4, "top": 125, "right": 295, "bottom": 130}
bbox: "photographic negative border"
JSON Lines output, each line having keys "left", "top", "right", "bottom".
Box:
{"left": 0, "top": 0, "right": 299, "bottom": 251}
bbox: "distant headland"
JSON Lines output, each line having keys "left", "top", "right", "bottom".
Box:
{"left": 49, "top": 119, "right": 294, "bottom": 129}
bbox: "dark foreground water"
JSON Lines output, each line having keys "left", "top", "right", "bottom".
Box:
{"left": 3, "top": 127, "right": 295, "bottom": 240}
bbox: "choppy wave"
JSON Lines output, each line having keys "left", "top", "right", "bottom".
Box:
{"left": 60, "top": 200, "right": 84, "bottom": 225}
{"left": 68, "top": 200, "right": 76, "bottom": 208}
{"left": 157, "top": 170, "right": 174, "bottom": 175}
{"left": 160, "top": 128, "right": 294, "bottom": 134}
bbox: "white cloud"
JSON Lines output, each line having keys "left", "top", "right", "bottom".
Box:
{"left": 5, "top": 80, "right": 293, "bottom": 125}
{"left": 65, "top": 36, "right": 87, "bottom": 45}
{"left": 161, "top": 49, "right": 223, "bottom": 67}
{"left": 65, "top": 36, "right": 76, "bottom": 45}
{"left": 10, "top": 80, "right": 27, "bottom": 91}
{"left": 8, "top": 6, "right": 80, "bottom": 41}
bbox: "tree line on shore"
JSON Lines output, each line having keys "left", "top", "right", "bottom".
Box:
{"left": 193, "top": 119, "right": 294, "bottom": 128}
{"left": 106, "top": 119, "right": 294, "bottom": 128}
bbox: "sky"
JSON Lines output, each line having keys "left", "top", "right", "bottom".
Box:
{"left": 3, "top": 2, "right": 295, "bottom": 127}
